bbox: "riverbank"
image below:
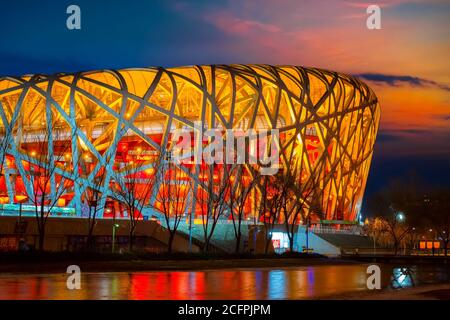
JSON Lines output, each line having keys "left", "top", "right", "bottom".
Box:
{"left": 3, "top": 251, "right": 449, "bottom": 274}
{"left": 325, "top": 283, "right": 450, "bottom": 300}
{"left": 0, "top": 252, "right": 357, "bottom": 273}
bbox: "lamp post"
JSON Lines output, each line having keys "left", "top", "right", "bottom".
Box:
{"left": 111, "top": 205, "right": 119, "bottom": 254}
{"left": 188, "top": 209, "right": 193, "bottom": 253}
{"left": 112, "top": 223, "right": 119, "bottom": 254}
{"left": 252, "top": 224, "right": 258, "bottom": 254}
{"left": 429, "top": 228, "right": 437, "bottom": 256}
{"left": 305, "top": 217, "right": 310, "bottom": 254}
{"left": 397, "top": 212, "right": 406, "bottom": 255}
{"left": 187, "top": 159, "right": 194, "bottom": 253}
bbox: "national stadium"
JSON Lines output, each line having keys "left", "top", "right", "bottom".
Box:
{"left": 0, "top": 65, "right": 379, "bottom": 252}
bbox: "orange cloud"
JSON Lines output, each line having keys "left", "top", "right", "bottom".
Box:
{"left": 195, "top": 0, "right": 450, "bottom": 156}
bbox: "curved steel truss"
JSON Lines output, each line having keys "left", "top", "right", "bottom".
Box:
{"left": 0, "top": 65, "right": 379, "bottom": 222}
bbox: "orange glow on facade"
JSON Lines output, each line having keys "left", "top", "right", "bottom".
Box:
{"left": 0, "top": 65, "right": 379, "bottom": 224}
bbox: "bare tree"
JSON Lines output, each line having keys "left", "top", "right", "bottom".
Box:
{"left": 366, "top": 217, "right": 390, "bottom": 249}
{"left": 153, "top": 155, "right": 191, "bottom": 253}
{"left": 259, "top": 167, "right": 314, "bottom": 254}
{"left": 112, "top": 160, "right": 153, "bottom": 251}
{"left": 258, "top": 175, "right": 283, "bottom": 254}
{"left": 381, "top": 212, "right": 412, "bottom": 255}
{"left": 191, "top": 163, "right": 233, "bottom": 253}
{"left": 367, "top": 181, "right": 416, "bottom": 255}
{"left": 23, "top": 125, "right": 72, "bottom": 251}
{"left": 80, "top": 164, "right": 107, "bottom": 251}
{"left": 227, "top": 165, "right": 259, "bottom": 253}
{"left": 255, "top": 165, "right": 322, "bottom": 254}
{"left": 279, "top": 170, "right": 302, "bottom": 253}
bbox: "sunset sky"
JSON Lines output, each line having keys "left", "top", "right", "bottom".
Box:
{"left": 0, "top": 0, "right": 449, "bottom": 211}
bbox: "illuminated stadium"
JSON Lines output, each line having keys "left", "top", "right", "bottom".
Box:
{"left": 0, "top": 65, "right": 379, "bottom": 226}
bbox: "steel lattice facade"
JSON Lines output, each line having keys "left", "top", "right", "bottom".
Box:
{"left": 0, "top": 65, "right": 379, "bottom": 223}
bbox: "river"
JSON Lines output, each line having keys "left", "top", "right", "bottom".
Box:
{"left": 1, "top": 264, "right": 449, "bottom": 299}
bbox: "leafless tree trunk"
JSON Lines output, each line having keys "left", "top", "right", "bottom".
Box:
{"left": 22, "top": 124, "right": 72, "bottom": 251}
{"left": 382, "top": 213, "right": 412, "bottom": 255}
{"left": 228, "top": 165, "right": 259, "bottom": 253}
{"left": 367, "top": 180, "right": 417, "bottom": 255}
{"left": 191, "top": 163, "right": 232, "bottom": 253}
{"left": 113, "top": 159, "right": 153, "bottom": 252}
{"left": 257, "top": 175, "right": 283, "bottom": 254}
{"left": 153, "top": 153, "right": 191, "bottom": 253}
{"left": 80, "top": 163, "right": 107, "bottom": 251}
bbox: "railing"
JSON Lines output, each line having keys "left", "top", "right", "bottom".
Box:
{"left": 309, "top": 225, "right": 362, "bottom": 235}
{"left": 0, "top": 204, "right": 76, "bottom": 216}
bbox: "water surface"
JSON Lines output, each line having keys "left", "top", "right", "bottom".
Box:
{"left": 1, "top": 264, "right": 449, "bottom": 299}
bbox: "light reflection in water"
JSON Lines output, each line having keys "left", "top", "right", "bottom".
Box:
{"left": 0, "top": 264, "right": 448, "bottom": 300}
{"left": 391, "top": 267, "right": 415, "bottom": 289}
{"left": 306, "top": 267, "right": 315, "bottom": 297}
{"left": 268, "top": 270, "right": 287, "bottom": 299}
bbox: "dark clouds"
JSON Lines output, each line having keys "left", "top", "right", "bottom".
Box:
{"left": 356, "top": 73, "right": 450, "bottom": 92}
{"left": 376, "top": 128, "right": 435, "bottom": 142}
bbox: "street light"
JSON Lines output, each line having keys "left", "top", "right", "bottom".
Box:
{"left": 397, "top": 212, "right": 405, "bottom": 222}
{"left": 112, "top": 223, "right": 120, "bottom": 253}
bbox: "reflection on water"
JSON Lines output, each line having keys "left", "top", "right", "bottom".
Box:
{"left": 391, "top": 267, "right": 415, "bottom": 289}
{"left": 0, "top": 264, "right": 449, "bottom": 300}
